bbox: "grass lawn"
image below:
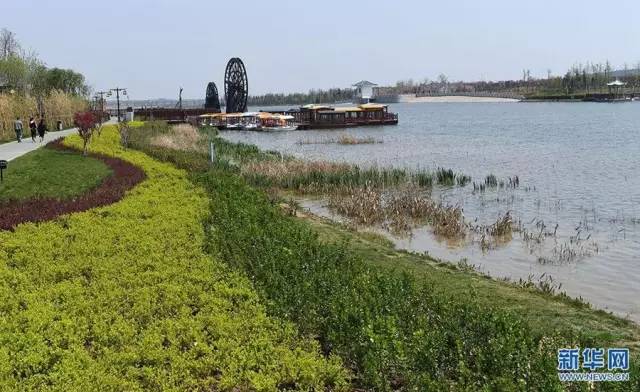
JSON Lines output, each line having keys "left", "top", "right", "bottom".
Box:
{"left": 302, "top": 211, "right": 640, "bottom": 354}
{"left": 0, "top": 147, "right": 112, "bottom": 201}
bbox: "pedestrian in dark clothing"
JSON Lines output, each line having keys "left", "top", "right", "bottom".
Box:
{"left": 13, "top": 117, "right": 23, "bottom": 142}
{"left": 37, "top": 119, "right": 48, "bottom": 143}
{"left": 29, "top": 117, "right": 37, "bottom": 142}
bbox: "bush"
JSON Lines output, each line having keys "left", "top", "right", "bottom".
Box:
{"left": 0, "top": 125, "right": 347, "bottom": 390}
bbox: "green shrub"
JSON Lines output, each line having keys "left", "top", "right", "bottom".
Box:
{"left": 0, "top": 125, "right": 347, "bottom": 391}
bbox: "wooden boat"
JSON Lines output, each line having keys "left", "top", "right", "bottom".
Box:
{"left": 263, "top": 103, "right": 398, "bottom": 130}
{"left": 241, "top": 112, "right": 263, "bottom": 130}
{"left": 261, "top": 114, "right": 298, "bottom": 131}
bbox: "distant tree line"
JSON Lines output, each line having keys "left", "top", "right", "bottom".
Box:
{"left": 382, "top": 61, "right": 640, "bottom": 98}
{"left": 0, "top": 28, "right": 88, "bottom": 140}
{"left": 0, "top": 28, "right": 89, "bottom": 97}
{"left": 248, "top": 88, "right": 354, "bottom": 106}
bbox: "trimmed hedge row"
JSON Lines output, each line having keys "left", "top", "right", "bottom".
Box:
{"left": 0, "top": 126, "right": 347, "bottom": 390}
{"left": 0, "top": 139, "right": 145, "bottom": 231}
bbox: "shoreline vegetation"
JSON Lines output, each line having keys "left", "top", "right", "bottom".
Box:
{"left": 127, "top": 121, "right": 638, "bottom": 390}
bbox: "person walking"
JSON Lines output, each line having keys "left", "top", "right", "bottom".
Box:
{"left": 37, "top": 118, "right": 48, "bottom": 143}
{"left": 13, "top": 117, "right": 23, "bottom": 142}
{"left": 29, "top": 117, "right": 37, "bottom": 142}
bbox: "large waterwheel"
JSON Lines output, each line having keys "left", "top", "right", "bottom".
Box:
{"left": 204, "top": 82, "right": 220, "bottom": 111}
{"left": 224, "top": 58, "right": 248, "bottom": 113}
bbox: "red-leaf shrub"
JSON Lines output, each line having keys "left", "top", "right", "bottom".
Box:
{"left": 0, "top": 139, "right": 146, "bottom": 231}
{"left": 73, "top": 111, "right": 98, "bottom": 156}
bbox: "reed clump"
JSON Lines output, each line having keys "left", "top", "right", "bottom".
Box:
{"left": 435, "top": 167, "right": 471, "bottom": 187}
{"left": 473, "top": 174, "right": 520, "bottom": 192}
{"left": 337, "top": 134, "right": 382, "bottom": 145}
{"left": 241, "top": 159, "right": 442, "bottom": 194}
{"left": 327, "top": 183, "right": 385, "bottom": 225}
{"left": 436, "top": 168, "right": 456, "bottom": 185}
{"left": 150, "top": 124, "right": 206, "bottom": 152}
{"left": 485, "top": 174, "right": 498, "bottom": 187}
{"left": 489, "top": 211, "right": 513, "bottom": 237}
{"left": 327, "top": 185, "right": 466, "bottom": 238}
{"left": 297, "top": 134, "right": 383, "bottom": 145}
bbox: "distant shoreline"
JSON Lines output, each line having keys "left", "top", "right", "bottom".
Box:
{"left": 398, "top": 94, "right": 520, "bottom": 103}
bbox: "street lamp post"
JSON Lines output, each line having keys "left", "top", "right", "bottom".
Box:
{"left": 106, "top": 87, "right": 127, "bottom": 122}
{"left": 94, "top": 90, "right": 108, "bottom": 114}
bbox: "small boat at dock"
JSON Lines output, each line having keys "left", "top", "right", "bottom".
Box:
{"left": 261, "top": 114, "right": 298, "bottom": 131}
{"left": 198, "top": 112, "right": 298, "bottom": 131}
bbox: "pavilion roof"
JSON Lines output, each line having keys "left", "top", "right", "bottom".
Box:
{"left": 607, "top": 79, "right": 626, "bottom": 86}
{"left": 352, "top": 80, "right": 378, "bottom": 87}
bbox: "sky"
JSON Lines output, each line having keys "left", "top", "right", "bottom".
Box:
{"left": 3, "top": 0, "right": 640, "bottom": 100}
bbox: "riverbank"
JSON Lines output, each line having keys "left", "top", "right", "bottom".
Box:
{"left": 399, "top": 94, "right": 520, "bottom": 103}
{"left": 127, "top": 121, "right": 639, "bottom": 389}
{"left": 299, "top": 209, "right": 640, "bottom": 350}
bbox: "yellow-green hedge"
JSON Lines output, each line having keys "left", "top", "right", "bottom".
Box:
{"left": 0, "top": 126, "right": 347, "bottom": 391}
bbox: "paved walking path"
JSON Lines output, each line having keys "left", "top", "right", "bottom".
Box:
{"left": 0, "top": 119, "right": 116, "bottom": 162}
{"left": 0, "top": 128, "right": 79, "bottom": 162}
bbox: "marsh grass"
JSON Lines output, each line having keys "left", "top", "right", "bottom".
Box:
{"left": 516, "top": 273, "right": 562, "bottom": 295}
{"left": 241, "top": 159, "right": 442, "bottom": 195}
{"left": 337, "top": 135, "right": 382, "bottom": 145}
{"left": 151, "top": 123, "right": 206, "bottom": 152}
{"left": 327, "top": 185, "right": 466, "bottom": 238}
{"left": 297, "top": 134, "right": 383, "bottom": 145}
{"left": 473, "top": 174, "right": 520, "bottom": 192}
{"left": 436, "top": 168, "right": 456, "bottom": 185}
{"left": 435, "top": 167, "right": 471, "bottom": 187}
{"left": 485, "top": 174, "right": 498, "bottom": 187}
{"left": 472, "top": 212, "right": 514, "bottom": 251}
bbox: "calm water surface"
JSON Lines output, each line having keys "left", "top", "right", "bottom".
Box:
{"left": 222, "top": 102, "right": 640, "bottom": 321}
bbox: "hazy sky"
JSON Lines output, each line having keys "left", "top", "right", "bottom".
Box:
{"left": 3, "top": 0, "right": 640, "bottom": 99}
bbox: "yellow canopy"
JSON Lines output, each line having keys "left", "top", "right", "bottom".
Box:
{"left": 358, "top": 103, "right": 387, "bottom": 110}
{"left": 257, "top": 112, "right": 276, "bottom": 119}
{"left": 302, "top": 104, "right": 334, "bottom": 111}
{"left": 334, "top": 107, "right": 363, "bottom": 112}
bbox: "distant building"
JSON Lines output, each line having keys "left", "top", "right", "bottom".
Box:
{"left": 352, "top": 80, "right": 378, "bottom": 102}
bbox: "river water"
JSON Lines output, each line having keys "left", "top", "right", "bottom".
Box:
{"left": 221, "top": 102, "right": 640, "bottom": 321}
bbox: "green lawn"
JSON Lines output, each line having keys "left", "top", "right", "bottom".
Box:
{"left": 303, "top": 212, "right": 640, "bottom": 354}
{"left": 0, "top": 147, "right": 112, "bottom": 201}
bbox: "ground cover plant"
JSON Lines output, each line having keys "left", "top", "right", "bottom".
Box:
{"left": 127, "top": 122, "right": 639, "bottom": 391}
{"left": 0, "top": 139, "right": 144, "bottom": 231}
{"left": 0, "top": 126, "right": 347, "bottom": 390}
{"left": 0, "top": 142, "right": 111, "bottom": 202}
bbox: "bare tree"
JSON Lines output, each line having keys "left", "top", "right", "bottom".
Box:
{"left": 0, "top": 28, "right": 20, "bottom": 59}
